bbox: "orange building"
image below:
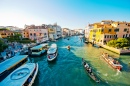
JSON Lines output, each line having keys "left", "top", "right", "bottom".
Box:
{"left": 0, "top": 29, "right": 14, "bottom": 38}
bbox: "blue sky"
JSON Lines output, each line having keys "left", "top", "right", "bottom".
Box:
{"left": 0, "top": 0, "right": 130, "bottom": 29}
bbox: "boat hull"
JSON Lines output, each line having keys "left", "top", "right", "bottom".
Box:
{"left": 28, "top": 63, "right": 38, "bottom": 86}
{"left": 47, "top": 51, "right": 58, "bottom": 61}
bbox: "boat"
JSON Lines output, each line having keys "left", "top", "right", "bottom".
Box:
{"left": 0, "top": 55, "right": 28, "bottom": 82}
{"left": 82, "top": 58, "right": 100, "bottom": 83}
{"left": 30, "top": 43, "right": 48, "bottom": 56}
{"left": 101, "top": 52, "right": 123, "bottom": 71}
{"left": 85, "top": 40, "right": 89, "bottom": 43}
{"left": 0, "top": 63, "right": 38, "bottom": 86}
{"left": 47, "top": 44, "right": 58, "bottom": 61}
{"left": 67, "top": 45, "right": 70, "bottom": 50}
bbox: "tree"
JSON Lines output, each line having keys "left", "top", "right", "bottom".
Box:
{"left": 0, "top": 40, "right": 8, "bottom": 52}
{"left": 107, "top": 38, "right": 129, "bottom": 48}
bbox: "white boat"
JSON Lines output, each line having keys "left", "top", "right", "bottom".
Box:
{"left": 101, "top": 52, "right": 123, "bottom": 71}
{"left": 47, "top": 44, "right": 58, "bottom": 61}
{"left": 0, "top": 63, "right": 38, "bottom": 86}
{"left": 30, "top": 43, "right": 48, "bottom": 56}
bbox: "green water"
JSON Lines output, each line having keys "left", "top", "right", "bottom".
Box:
{"left": 30, "top": 36, "right": 130, "bottom": 86}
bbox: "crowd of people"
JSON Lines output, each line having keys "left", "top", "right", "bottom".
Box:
{"left": 0, "top": 42, "right": 26, "bottom": 61}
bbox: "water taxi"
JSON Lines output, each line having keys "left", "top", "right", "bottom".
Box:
{"left": 0, "top": 55, "right": 28, "bottom": 82}
{"left": 0, "top": 63, "right": 38, "bottom": 86}
{"left": 47, "top": 44, "right": 58, "bottom": 61}
{"left": 30, "top": 43, "right": 48, "bottom": 56}
{"left": 101, "top": 52, "right": 123, "bottom": 71}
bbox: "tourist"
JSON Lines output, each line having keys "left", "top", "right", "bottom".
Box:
{"left": 89, "top": 67, "right": 92, "bottom": 75}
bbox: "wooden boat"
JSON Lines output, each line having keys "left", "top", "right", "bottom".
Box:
{"left": 47, "top": 44, "right": 58, "bottom": 61}
{"left": 101, "top": 52, "right": 123, "bottom": 71}
{"left": 82, "top": 58, "right": 100, "bottom": 83}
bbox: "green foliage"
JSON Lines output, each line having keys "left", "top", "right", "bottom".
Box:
{"left": 0, "top": 40, "right": 8, "bottom": 52}
{"left": 6, "top": 33, "right": 35, "bottom": 44}
{"left": 107, "top": 38, "right": 129, "bottom": 48}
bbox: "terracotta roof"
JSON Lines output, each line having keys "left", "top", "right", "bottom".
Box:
{"left": 25, "top": 25, "right": 48, "bottom": 29}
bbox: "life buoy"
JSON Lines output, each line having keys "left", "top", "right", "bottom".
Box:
{"left": 117, "top": 66, "right": 120, "bottom": 71}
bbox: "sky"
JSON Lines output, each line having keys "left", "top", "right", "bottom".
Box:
{"left": 0, "top": 0, "right": 130, "bottom": 29}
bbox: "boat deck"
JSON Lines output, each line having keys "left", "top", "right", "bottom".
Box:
{"left": 0, "top": 63, "right": 37, "bottom": 86}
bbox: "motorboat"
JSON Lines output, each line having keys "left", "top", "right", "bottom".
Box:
{"left": 47, "top": 44, "right": 58, "bottom": 61}
{"left": 101, "top": 52, "right": 123, "bottom": 71}
{"left": 30, "top": 43, "right": 48, "bottom": 56}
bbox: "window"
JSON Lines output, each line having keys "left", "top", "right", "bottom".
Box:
{"left": 123, "top": 34, "right": 125, "bottom": 38}
{"left": 114, "top": 28, "right": 119, "bottom": 32}
{"left": 126, "top": 34, "right": 128, "bottom": 37}
{"left": 34, "top": 33, "right": 36, "bottom": 36}
{"left": 108, "top": 29, "right": 111, "bottom": 32}
{"left": 107, "top": 35, "right": 109, "bottom": 38}
{"left": 115, "top": 35, "right": 117, "bottom": 38}
{"left": 44, "top": 33, "right": 46, "bottom": 35}
{"left": 39, "top": 33, "right": 42, "bottom": 36}
{"left": 104, "top": 35, "right": 106, "bottom": 38}
{"left": 110, "top": 35, "right": 111, "bottom": 38}
{"left": 30, "top": 33, "right": 32, "bottom": 36}
{"left": 101, "top": 29, "right": 104, "bottom": 32}
{"left": 124, "top": 28, "right": 127, "bottom": 32}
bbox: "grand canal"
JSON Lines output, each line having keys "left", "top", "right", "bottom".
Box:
{"left": 30, "top": 36, "right": 130, "bottom": 86}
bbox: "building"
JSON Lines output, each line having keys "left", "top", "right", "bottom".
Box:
{"left": 88, "top": 20, "right": 130, "bottom": 45}
{"left": 85, "top": 24, "right": 93, "bottom": 39}
{"left": 48, "top": 23, "right": 62, "bottom": 40}
{"left": 22, "top": 24, "right": 49, "bottom": 43}
{"left": 62, "top": 28, "right": 70, "bottom": 37}
{"left": 74, "top": 29, "right": 84, "bottom": 35}
{"left": 0, "top": 29, "right": 14, "bottom": 38}
{"left": 70, "top": 30, "right": 75, "bottom": 36}
{"left": 111, "top": 21, "right": 130, "bottom": 38}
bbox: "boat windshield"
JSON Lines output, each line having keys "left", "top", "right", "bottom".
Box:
{"left": 49, "top": 48, "right": 55, "bottom": 51}
{"left": 32, "top": 50, "right": 40, "bottom": 52}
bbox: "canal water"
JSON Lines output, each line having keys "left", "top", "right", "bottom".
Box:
{"left": 30, "top": 36, "right": 130, "bottom": 86}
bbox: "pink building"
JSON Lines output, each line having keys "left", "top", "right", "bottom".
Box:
{"left": 23, "top": 24, "right": 48, "bottom": 43}
{"left": 112, "top": 22, "right": 130, "bottom": 38}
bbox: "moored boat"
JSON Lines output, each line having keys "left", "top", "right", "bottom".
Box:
{"left": 30, "top": 43, "right": 48, "bottom": 56}
{"left": 101, "top": 52, "right": 123, "bottom": 71}
{"left": 0, "top": 63, "right": 38, "bottom": 86}
{"left": 47, "top": 44, "right": 58, "bottom": 61}
{"left": 82, "top": 58, "right": 100, "bottom": 83}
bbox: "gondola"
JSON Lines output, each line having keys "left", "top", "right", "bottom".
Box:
{"left": 82, "top": 58, "right": 100, "bottom": 83}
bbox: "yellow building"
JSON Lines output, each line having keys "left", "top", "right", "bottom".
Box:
{"left": 89, "top": 21, "right": 116, "bottom": 45}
